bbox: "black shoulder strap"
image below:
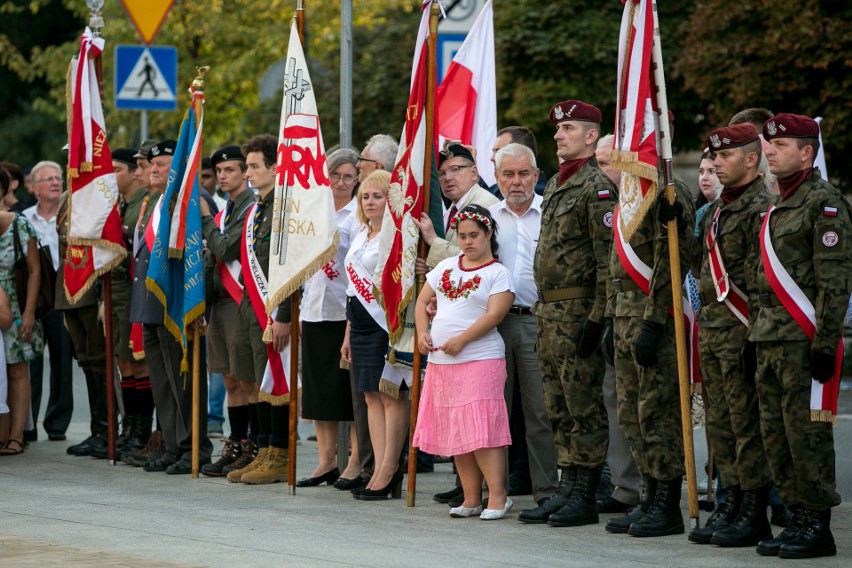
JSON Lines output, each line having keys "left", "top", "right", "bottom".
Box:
{"left": 11, "top": 213, "right": 24, "bottom": 263}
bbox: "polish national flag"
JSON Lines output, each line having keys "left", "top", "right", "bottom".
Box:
{"left": 434, "top": 0, "right": 497, "bottom": 186}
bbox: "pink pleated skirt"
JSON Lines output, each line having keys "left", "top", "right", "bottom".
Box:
{"left": 412, "top": 358, "right": 510, "bottom": 456}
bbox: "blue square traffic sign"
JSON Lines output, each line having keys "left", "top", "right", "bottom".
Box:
{"left": 115, "top": 45, "right": 178, "bottom": 111}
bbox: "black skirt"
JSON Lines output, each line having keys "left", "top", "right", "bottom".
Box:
{"left": 346, "top": 297, "right": 388, "bottom": 393}
{"left": 301, "top": 320, "right": 354, "bottom": 421}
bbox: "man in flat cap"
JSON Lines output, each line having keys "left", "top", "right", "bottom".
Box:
{"left": 198, "top": 145, "right": 257, "bottom": 476}
{"left": 750, "top": 114, "right": 850, "bottom": 559}
{"left": 605, "top": 113, "right": 696, "bottom": 538}
{"left": 518, "top": 100, "right": 617, "bottom": 528}
{"left": 683, "top": 125, "right": 776, "bottom": 547}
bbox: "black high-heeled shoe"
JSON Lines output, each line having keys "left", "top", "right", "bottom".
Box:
{"left": 358, "top": 470, "right": 404, "bottom": 501}
{"left": 335, "top": 476, "right": 368, "bottom": 491}
{"left": 296, "top": 468, "right": 340, "bottom": 487}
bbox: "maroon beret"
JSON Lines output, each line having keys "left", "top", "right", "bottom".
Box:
{"left": 708, "top": 124, "right": 759, "bottom": 151}
{"left": 763, "top": 113, "right": 819, "bottom": 140}
{"left": 550, "top": 100, "right": 602, "bottom": 125}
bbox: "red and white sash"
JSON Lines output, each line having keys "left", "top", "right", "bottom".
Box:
{"left": 347, "top": 228, "right": 388, "bottom": 332}
{"left": 213, "top": 209, "right": 244, "bottom": 304}
{"left": 706, "top": 208, "right": 749, "bottom": 327}
{"left": 759, "top": 205, "right": 842, "bottom": 422}
{"left": 614, "top": 206, "right": 701, "bottom": 388}
{"left": 242, "top": 203, "right": 292, "bottom": 404}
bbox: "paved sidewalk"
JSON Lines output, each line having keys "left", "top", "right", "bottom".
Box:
{"left": 1, "top": 418, "right": 849, "bottom": 567}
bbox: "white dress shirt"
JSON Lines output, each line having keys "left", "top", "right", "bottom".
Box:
{"left": 489, "top": 194, "right": 543, "bottom": 308}
{"left": 22, "top": 204, "right": 58, "bottom": 270}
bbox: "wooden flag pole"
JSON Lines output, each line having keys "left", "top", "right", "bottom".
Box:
{"left": 650, "top": 0, "right": 699, "bottom": 528}
{"left": 87, "top": 0, "right": 117, "bottom": 465}
{"left": 288, "top": 0, "right": 306, "bottom": 496}
{"left": 406, "top": 1, "right": 440, "bottom": 508}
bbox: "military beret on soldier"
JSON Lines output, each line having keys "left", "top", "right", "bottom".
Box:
{"left": 133, "top": 139, "right": 157, "bottom": 159}
{"left": 707, "top": 123, "right": 759, "bottom": 151}
{"left": 147, "top": 139, "right": 177, "bottom": 162}
{"left": 211, "top": 145, "right": 246, "bottom": 167}
{"left": 763, "top": 113, "right": 819, "bottom": 140}
{"left": 439, "top": 143, "right": 475, "bottom": 167}
{"left": 111, "top": 148, "right": 137, "bottom": 168}
{"left": 549, "top": 100, "right": 602, "bottom": 125}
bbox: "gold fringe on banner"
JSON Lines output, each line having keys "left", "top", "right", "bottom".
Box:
{"left": 265, "top": 234, "right": 339, "bottom": 314}
{"left": 811, "top": 409, "right": 837, "bottom": 426}
{"left": 378, "top": 378, "right": 401, "bottom": 400}
{"left": 259, "top": 387, "right": 301, "bottom": 407}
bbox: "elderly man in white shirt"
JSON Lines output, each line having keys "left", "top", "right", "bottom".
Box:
{"left": 489, "top": 143, "right": 559, "bottom": 508}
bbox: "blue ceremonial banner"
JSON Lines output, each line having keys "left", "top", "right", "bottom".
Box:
{"left": 146, "top": 104, "right": 206, "bottom": 370}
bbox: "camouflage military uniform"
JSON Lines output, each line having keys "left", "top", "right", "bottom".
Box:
{"left": 607, "top": 176, "right": 694, "bottom": 480}
{"left": 691, "top": 177, "right": 775, "bottom": 491}
{"left": 533, "top": 158, "right": 617, "bottom": 468}
{"left": 750, "top": 172, "right": 851, "bottom": 510}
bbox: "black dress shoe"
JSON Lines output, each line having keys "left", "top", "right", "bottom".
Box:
{"left": 144, "top": 455, "right": 177, "bottom": 472}
{"left": 47, "top": 433, "right": 66, "bottom": 441}
{"left": 433, "top": 485, "right": 463, "bottom": 504}
{"left": 23, "top": 429, "right": 37, "bottom": 443}
{"left": 67, "top": 434, "right": 107, "bottom": 456}
{"left": 597, "top": 495, "right": 633, "bottom": 514}
{"left": 334, "top": 476, "right": 368, "bottom": 491}
{"left": 296, "top": 468, "right": 340, "bottom": 487}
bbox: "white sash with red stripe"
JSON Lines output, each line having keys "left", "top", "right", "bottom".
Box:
{"left": 614, "top": 206, "right": 701, "bottom": 387}
{"left": 759, "top": 205, "right": 842, "bottom": 422}
{"left": 214, "top": 209, "right": 244, "bottom": 304}
{"left": 242, "top": 203, "right": 293, "bottom": 404}
{"left": 706, "top": 207, "right": 749, "bottom": 327}
{"left": 347, "top": 228, "right": 389, "bottom": 333}
{"left": 133, "top": 194, "right": 162, "bottom": 257}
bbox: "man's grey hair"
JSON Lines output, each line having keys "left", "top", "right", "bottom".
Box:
{"left": 597, "top": 134, "right": 614, "bottom": 151}
{"left": 30, "top": 160, "right": 63, "bottom": 183}
{"left": 494, "top": 143, "right": 537, "bottom": 171}
{"left": 364, "top": 134, "right": 399, "bottom": 172}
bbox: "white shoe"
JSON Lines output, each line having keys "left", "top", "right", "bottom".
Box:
{"left": 449, "top": 504, "right": 484, "bottom": 518}
{"left": 480, "top": 498, "right": 513, "bottom": 520}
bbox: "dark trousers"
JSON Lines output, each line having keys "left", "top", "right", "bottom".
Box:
{"left": 29, "top": 310, "right": 74, "bottom": 436}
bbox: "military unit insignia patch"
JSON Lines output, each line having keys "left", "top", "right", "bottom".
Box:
{"left": 603, "top": 211, "right": 613, "bottom": 228}
{"left": 822, "top": 231, "right": 839, "bottom": 247}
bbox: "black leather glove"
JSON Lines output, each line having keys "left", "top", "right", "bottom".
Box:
{"left": 810, "top": 349, "right": 835, "bottom": 383}
{"left": 577, "top": 318, "right": 605, "bottom": 359}
{"left": 657, "top": 196, "right": 686, "bottom": 232}
{"left": 741, "top": 341, "right": 757, "bottom": 383}
{"left": 602, "top": 317, "right": 615, "bottom": 366}
{"left": 635, "top": 319, "right": 665, "bottom": 367}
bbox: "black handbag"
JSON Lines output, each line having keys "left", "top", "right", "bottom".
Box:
{"left": 12, "top": 214, "right": 55, "bottom": 319}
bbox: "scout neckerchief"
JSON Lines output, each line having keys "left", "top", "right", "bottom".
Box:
{"left": 129, "top": 194, "right": 163, "bottom": 361}
{"left": 613, "top": 205, "right": 701, "bottom": 389}
{"left": 346, "top": 226, "right": 389, "bottom": 332}
{"left": 759, "top": 205, "right": 842, "bottom": 423}
{"left": 213, "top": 199, "right": 248, "bottom": 305}
{"left": 706, "top": 207, "right": 749, "bottom": 327}
{"left": 242, "top": 201, "right": 290, "bottom": 403}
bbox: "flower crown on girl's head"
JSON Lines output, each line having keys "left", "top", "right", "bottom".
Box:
{"left": 449, "top": 209, "right": 493, "bottom": 233}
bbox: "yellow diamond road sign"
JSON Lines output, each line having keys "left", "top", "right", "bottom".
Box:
{"left": 120, "top": 0, "right": 175, "bottom": 45}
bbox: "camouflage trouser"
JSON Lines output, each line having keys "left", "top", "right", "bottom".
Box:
{"left": 755, "top": 341, "right": 840, "bottom": 510}
{"left": 699, "top": 325, "right": 770, "bottom": 491}
{"left": 613, "top": 315, "right": 685, "bottom": 480}
{"left": 536, "top": 316, "right": 607, "bottom": 468}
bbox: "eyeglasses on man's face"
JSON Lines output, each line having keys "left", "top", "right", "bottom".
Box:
{"left": 438, "top": 164, "right": 472, "bottom": 180}
{"left": 357, "top": 156, "right": 378, "bottom": 164}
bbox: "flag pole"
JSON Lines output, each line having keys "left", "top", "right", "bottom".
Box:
{"left": 190, "top": 66, "right": 208, "bottom": 479}
{"left": 287, "top": 0, "right": 306, "bottom": 496}
{"left": 650, "top": 0, "right": 699, "bottom": 528}
{"left": 406, "top": 1, "right": 440, "bottom": 508}
{"left": 86, "top": 0, "right": 117, "bottom": 465}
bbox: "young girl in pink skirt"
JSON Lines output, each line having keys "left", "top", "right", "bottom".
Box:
{"left": 413, "top": 204, "right": 515, "bottom": 520}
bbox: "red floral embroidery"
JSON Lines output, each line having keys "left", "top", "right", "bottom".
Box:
{"left": 439, "top": 269, "right": 481, "bottom": 300}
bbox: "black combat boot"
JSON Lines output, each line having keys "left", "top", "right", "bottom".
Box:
{"left": 518, "top": 466, "right": 577, "bottom": 524}
{"left": 67, "top": 371, "right": 109, "bottom": 456}
{"left": 756, "top": 504, "right": 803, "bottom": 556}
{"left": 778, "top": 508, "right": 836, "bottom": 559}
{"left": 548, "top": 467, "right": 601, "bottom": 527}
{"left": 606, "top": 476, "right": 656, "bottom": 534}
{"left": 711, "top": 485, "right": 772, "bottom": 547}
{"left": 688, "top": 486, "right": 742, "bottom": 544}
{"left": 628, "top": 477, "right": 684, "bottom": 537}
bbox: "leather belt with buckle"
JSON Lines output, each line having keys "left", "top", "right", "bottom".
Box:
{"left": 537, "top": 287, "right": 596, "bottom": 303}
{"left": 508, "top": 306, "right": 532, "bottom": 315}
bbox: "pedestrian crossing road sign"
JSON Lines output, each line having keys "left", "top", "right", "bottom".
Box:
{"left": 115, "top": 45, "right": 178, "bottom": 111}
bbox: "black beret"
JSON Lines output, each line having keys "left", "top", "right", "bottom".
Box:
{"left": 147, "top": 139, "right": 177, "bottom": 162}
{"left": 211, "top": 145, "right": 246, "bottom": 167}
{"left": 111, "top": 148, "right": 137, "bottom": 168}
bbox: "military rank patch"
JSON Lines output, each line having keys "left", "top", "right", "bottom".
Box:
{"left": 824, "top": 206, "right": 838, "bottom": 217}
{"left": 597, "top": 189, "right": 611, "bottom": 199}
{"left": 603, "top": 211, "right": 613, "bottom": 228}
{"left": 822, "top": 231, "right": 839, "bottom": 247}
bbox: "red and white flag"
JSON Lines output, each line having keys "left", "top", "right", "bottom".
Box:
{"left": 373, "top": 1, "right": 434, "bottom": 342}
{"left": 612, "top": 0, "right": 660, "bottom": 242}
{"left": 65, "top": 27, "right": 125, "bottom": 303}
{"left": 434, "top": 0, "right": 496, "bottom": 186}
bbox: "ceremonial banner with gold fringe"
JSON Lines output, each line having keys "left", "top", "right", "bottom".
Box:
{"left": 65, "top": 26, "right": 125, "bottom": 303}
{"left": 612, "top": 0, "right": 660, "bottom": 242}
{"left": 372, "top": 1, "right": 432, "bottom": 343}
{"left": 146, "top": 95, "right": 206, "bottom": 371}
{"left": 265, "top": 18, "right": 337, "bottom": 314}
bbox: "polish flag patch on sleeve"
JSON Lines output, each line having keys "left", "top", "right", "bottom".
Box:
{"left": 597, "top": 189, "right": 611, "bottom": 199}
{"left": 824, "top": 206, "right": 838, "bottom": 217}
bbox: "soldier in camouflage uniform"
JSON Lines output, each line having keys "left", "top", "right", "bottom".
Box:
{"left": 683, "top": 125, "right": 776, "bottom": 547}
{"left": 750, "top": 114, "right": 851, "bottom": 559}
{"left": 519, "top": 100, "right": 616, "bottom": 527}
{"left": 605, "top": 137, "right": 696, "bottom": 538}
